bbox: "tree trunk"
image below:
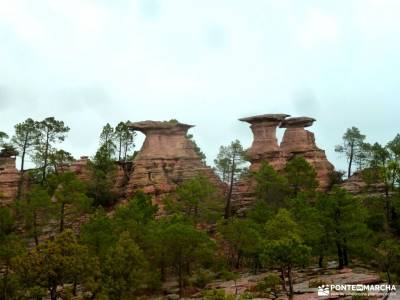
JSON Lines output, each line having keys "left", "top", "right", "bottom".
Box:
{"left": 17, "top": 136, "right": 28, "bottom": 200}
{"left": 235, "top": 251, "right": 241, "bottom": 269}
{"left": 178, "top": 262, "right": 183, "bottom": 298}
{"left": 33, "top": 212, "right": 39, "bottom": 246}
{"left": 343, "top": 240, "right": 349, "bottom": 266}
{"left": 160, "top": 260, "right": 166, "bottom": 282}
{"left": 318, "top": 255, "right": 324, "bottom": 268}
{"left": 387, "top": 270, "right": 392, "bottom": 285}
{"left": 41, "top": 132, "right": 49, "bottom": 184}
{"left": 118, "top": 138, "right": 122, "bottom": 161}
{"left": 50, "top": 285, "right": 57, "bottom": 300}
{"left": 336, "top": 242, "right": 344, "bottom": 269}
{"left": 59, "top": 202, "right": 65, "bottom": 233}
{"left": 347, "top": 143, "right": 354, "bottom": 178}
{"left": 280, "top": 267, "right": 287, "bottom": 292}
{"left": 288, "top": 265, "right": 294, "bottom": 295}
{"left": 1, "top": 265, "right": 9, "bottom": 300}
{"left": 73, "top": 278, "right": 78, "bottom": 296}
{"left": 224, "top": 156, "right": 236, "bottom": 219}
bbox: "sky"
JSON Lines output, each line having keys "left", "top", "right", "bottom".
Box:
{"left": 1, "top": 0, "right": 400, "bottom": 171}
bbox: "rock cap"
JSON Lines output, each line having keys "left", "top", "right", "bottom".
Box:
{"left": 127, "top": 120, "right": 194, "bottom": 132}
{"left": 239, "top": 114, "right": 290, "bottom": 124}
{"left": 280, "top": 117, "right": 316, "bottom": 128}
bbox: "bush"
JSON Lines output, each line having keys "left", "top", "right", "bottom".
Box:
{"left": 255, "top": 274, "right": 281, "bottom": 298}
{"left": 203, "top": 289, "right": 235, "bottom": 300}
{"left": 191, "top": 269, "right": 215, "bottom": 288}
{"left": 309, "top": 278, "right": 327, "bottom": 288}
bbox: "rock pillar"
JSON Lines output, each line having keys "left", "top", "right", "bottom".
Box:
{"left": 126, "top": 120, "right": 223, "bottom": 207}
{"left": 280, "top": 117, "right": 334, "bottom": 190}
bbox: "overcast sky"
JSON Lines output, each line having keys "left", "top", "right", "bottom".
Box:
{"left": 1, "top": 0, "right": 400, "bottom": 171}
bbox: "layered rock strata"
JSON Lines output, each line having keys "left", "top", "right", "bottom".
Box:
{"left": 280, "top": 117, "right": 334, "bottom": 190}
{"left": 239, "top": 114, "right": 289, "bottom": 171}
{"left": 0, "top": 157, "right": 20, "bottom": 206}
{"left": 126, "top": 121, "right": 223, "bottom": 208}
{"left": 232, "top": 114, "right": 289, "bottom": 213}
{"left": 233, "top": 114, "right": 334, "bottom": 213}
{"left": 341, "top": 170, "right": 387, "bottom": 196}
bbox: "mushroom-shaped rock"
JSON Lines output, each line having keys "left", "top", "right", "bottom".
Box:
{"left": 126, "top": 120, "right": 224, "bottom": 211}
{"left": 280, "top": 117, "right": 334, "bottom": 191}
{"left": 239, "top": 114, "right": 289, "bottom": 159}
{"left": 127, "top": 120, "right": 197, "bottom": 160}
{"left": 280, "top": 117, "right": 318, "bottom": 153}
{"left": 279, "top": 116, "right": 316, "bottom": 128}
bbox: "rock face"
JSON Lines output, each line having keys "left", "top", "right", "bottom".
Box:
{"left": 0, "top": 157, "right": 20, "bottom": 206}
{"left": 67, "top": 156, "right": 91, "bottom": 181}
{"left": 126, "top": 121, "right": 223, "bottom": 208}
{"left": 280, "top": 117, "right": 334, "bottom": 190}
{"left": 239, "top": 114, "right": 289, "bottom": 171}
{"left": 233, "top": 114, "right": 334, "bottom": 213}
{"left": 341, "top": 170, "right": 386, "bottom": 195}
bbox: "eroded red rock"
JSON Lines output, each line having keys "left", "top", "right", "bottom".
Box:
{"left": 126, "top": 120, "right": 223, "bottom": 208}
{"left": 0, "top": 157, "right": 20, "bottom": 205}
{"left": 233, "top": 114, "right": 334, "bottom": 213}
{"left": 280, "top": 117, "right": 334, "bottom": 190}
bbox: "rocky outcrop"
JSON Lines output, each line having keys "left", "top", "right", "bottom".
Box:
{"left": 233, "top": 114, "right": 289, "bottom": 213}
{"left": 0, "top": 156, "right": 19, "bottom": 206}
{"left": 341, "top": 170, "right": 387, "bottom": 195}
{"left": 67, "top": 156, "right": 91, "bottom": 181}
{"left": 239, "top": 114, "right": 289, "bottom": 171}
{"left": 280, "top": 117, "right": 334, "bottom": 190}
{"left": 126, "top": 120, "right": 223, "bottom": 208}
{"left": 233, "top": 114, "right": 334, "bottom": 213}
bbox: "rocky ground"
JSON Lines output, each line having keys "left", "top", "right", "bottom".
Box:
{"left": 149, "top": 263, "right": 399, "bottom": 300}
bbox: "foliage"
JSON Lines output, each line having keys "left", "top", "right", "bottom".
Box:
{"left": 218, "top": 218, "right": 262, "bottom": 269}
{"left": 252, "top": 161, "right": 289, "bottom": 213}
{"left": 101, "top": 231, "right": 149, "bottom": 300}
{"left": 262, "top": 209, "right": 311, "bottom": 295}
{"left": 15, "top": 186, "right": 52, "bottom": 245}
{"left": 15, "top": 230, "right": 93, "bottom": 300}
{"left": 11, "top": 118, "right": 40, "bottom": 171}
{"left": 284, "top": 156, "right": 318, "bottom": 196}
{"left": 87, "top": 143, "right": 118, "bottom": 206}
{"left": 168, "top": 175, "right": 223, "bottom": 223}
{"left": 115, "top": 121, "right": 135, "bottom": 162}
{"left": 47, "top": 172, "right": 92, "bottom": 232}
{"left": 34, "top": 117, "right": 70, "bottom": 183}
{"left": 214, "top": 140, "right": 247, "bottom": 218}
{"left": 316, "top": 188, "right": 371, "bottom": 268}
{"left": 335, "top": 126, "right": 366, "bottom": 178}
{"left": 187, "top": 133, "right": 207, "bottom": 163}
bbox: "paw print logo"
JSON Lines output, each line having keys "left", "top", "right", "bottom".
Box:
{"left": 318, "top": 285, "right": 330, "bottom": 296}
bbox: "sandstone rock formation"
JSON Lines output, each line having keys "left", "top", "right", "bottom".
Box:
{"left": 67, "top": 156, "right": 91, "bottom": 181}
{"left": 0, "top": 156, "right": 19, "bottom": 206}
{"left": 341, "top": 170, "right": 387, "bottom": 195}
{"left": 126, "top": 120, "right": 223, "bottom": 207}
{"left": 233, "top": 114, "right": 334, "bottom": 213}
{"left": 239, "top": 114, "right": 289, "bottom": 171}
{"left": 280, "top": 117, "right": 334, "bottom": 190}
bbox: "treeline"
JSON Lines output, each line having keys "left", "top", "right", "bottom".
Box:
{"left": 0, "top": 121, "right": 400, "bottom": 299}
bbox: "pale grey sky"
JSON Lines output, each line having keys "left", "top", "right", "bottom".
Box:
{"left": 1, "top": 0, "right": 400, "bottom": 171}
